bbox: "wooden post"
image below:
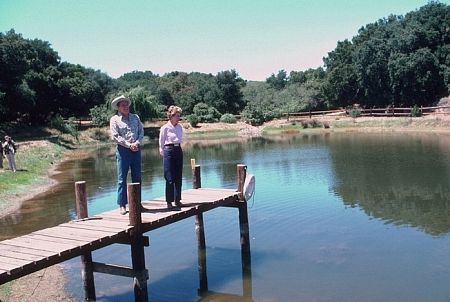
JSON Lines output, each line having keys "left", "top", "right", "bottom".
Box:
{"left": 192, "top": 165, "right": 201, "bottom": 189}
{"left": 128, "top": 183, "right": 149, "bottom": 302}
{"left": 237, "top": 164, "right": 247, "bottom": 201}
{"left": 236, "top": 164, "right": 252, "bottom": 297}
{"left": 192, "top": 164, "right": 208, "bottom": 292}
{"left": 195, "top": 212, "right": 208, "bottom": 293}
{"left": 239, "top": 203, "right": 252, "bottom": 298}
{"left": 75, "top": 181, "right": 88, "bottom": 219}
{"left": 75, "top": 181, "right": 96, "bottom": 301}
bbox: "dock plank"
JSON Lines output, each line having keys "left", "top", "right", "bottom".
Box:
{"left": 0, "top": 243, "right": 56, "bottom": 258}
{"left": 0, "top": 249, "right": 44, "bottom": 262}
{"left": 0, "top": 256, "right": 30, "bottom": 267}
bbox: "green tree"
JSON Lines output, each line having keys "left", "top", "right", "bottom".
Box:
{"left": 322, "top": 40, "right": 359, "bottom": 108}
{"left": 216, "top": 70, "right": 245, "bottom": 114}
{"left": 127, "top": 86, "right": 164, "bottom": 121}
{"left": 266, "top": 69, "right": 287, "bottom": 90}
{"left": 389, "top": 48, "right": 446, "bottom": 106}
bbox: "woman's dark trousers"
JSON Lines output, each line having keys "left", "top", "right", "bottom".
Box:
{"left": 163, "top": 145, "right": 183, "bottom": 203}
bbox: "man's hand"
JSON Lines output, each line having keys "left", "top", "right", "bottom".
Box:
{"left": 130, "top": 143, "right": 140, "bottom": 152}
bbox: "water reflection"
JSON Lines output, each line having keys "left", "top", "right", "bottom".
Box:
{"left": 328, "top": 132, "right": 450, "bottom": 235}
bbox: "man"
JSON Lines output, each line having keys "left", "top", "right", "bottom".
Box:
{"left": 2, "top": 135, "right": 17, "bottom": 172}
{"left": 0, "top": 138, "right": 3, "bottom": 169}
{"left": 110, "top": 95, "right": 144, "bottom": 215}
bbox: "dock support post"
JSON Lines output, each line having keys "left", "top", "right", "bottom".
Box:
{"left": 236, "top": 164, "right": 253, "bottom": 298}
{"left": 75, "top": 181, "right": 96, "bottom": 301}
{"left": 192, "top": 163, "right": 208, "bottom": 293}
{"left": 128, "top": 183, "right": 149, "bottom": 302}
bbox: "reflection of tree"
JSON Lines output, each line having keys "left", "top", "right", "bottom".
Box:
{"left": 184, "top": 141, "right": 246, "bottom": 187}
{"left": 329, "top": 133, "right": 450, "bottom": 235}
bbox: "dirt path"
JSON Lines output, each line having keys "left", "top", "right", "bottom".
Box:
{"left": 2, "top": 266, "right": 76, "bottom": 302}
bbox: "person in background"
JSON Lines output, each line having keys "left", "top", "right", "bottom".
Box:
{"left": 0, "top": 138, "right": 3, "bottom": 169}
{"left": 110, "top": 95, "right": 144, "bottom": 215}
{"left": 159, "top": 105, "right": 184, "bottom": 209}
{"left": 2, "top": 135, "right": 17, "bottom": 172}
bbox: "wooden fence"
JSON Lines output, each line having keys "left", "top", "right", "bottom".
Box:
{"left": 284, "top": 106, "right": 450, "bottom": 120}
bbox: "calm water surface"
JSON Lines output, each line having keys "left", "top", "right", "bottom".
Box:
{"left": 2, "top": 132, "right": 450, "bottom": 301}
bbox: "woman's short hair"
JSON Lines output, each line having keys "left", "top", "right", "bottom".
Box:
{"left": 167, "top": 105, "right": 182, "bottom": 119}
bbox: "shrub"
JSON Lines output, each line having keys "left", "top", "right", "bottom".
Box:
{"left": 220, "top": 113, "right": 237, "bottom": 123}
{"left": 50, "top": 114, "right": 79, "bottom": 138}
{"left": 186, "top": 114, "right": 201, "bottom": 127}
{"left": 90, "top": 104, "right": 111, "bottom": 126}
{"left": 191, "top": 103, "right": 221, "bottom": 123}
{"left": 349, "top": 108, "right": 361, "bottom": 119}
{"left": 411, "top": 105, "right": 422, "bottom": 117}
{"left": 300, "top": 119, "right": 322, "bottom": 128}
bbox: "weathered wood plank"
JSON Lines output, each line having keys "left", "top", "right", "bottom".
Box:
{"left": 0, "top": 243, "right": 55, "bottom": 258}
{"left": 57, "top": 225, "right": 122, "bottom": 238}
{"left": 70, "top": 219, "right": 131, "bottom": 230}
{"left": 26, "top": 234, "right": 91, "bottom": 247}
{"left": 59, "top": 222, "right": 123, "bottom": 235}
{"left": 62, "top": 222, "right": 129, "bottom": 233}
{"left": 0, "top": 256, "right": 30, "bottom": 267}
{"left": 34, "top": 228, "right": 107, "bottom": 243}
{"left": 36, "top": 226, "right": 119, "bottom": 241}
{"left": 0, "top": 261, "right": 23, "bottom": 272}
{"left": 92, "top": 262, "right": 137, "bottom": 278}
{"left": 8, "top": 236, "right": 80, "bottom": 253}
{"left": 0, "top": 249, "right": 44, "bottom": 262}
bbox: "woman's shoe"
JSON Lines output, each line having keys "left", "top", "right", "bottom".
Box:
{"left": 167, "top": 202, "right": 174, "bottom": 209}
{"left": 120, "top": 206, "right": 127, "bottom": 215}
{"left": 174, "top": 200, "right": 183, "bottom": 207}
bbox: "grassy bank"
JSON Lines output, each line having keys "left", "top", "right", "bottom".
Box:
{"left": 261, "top": 115, "right": 450, "bottom": 135}
{"left": 0, "top": 141, "right": 66, "bottom": 212}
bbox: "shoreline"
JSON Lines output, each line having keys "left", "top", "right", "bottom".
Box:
{"left": 0, "top": 164, "right": 59, "bottom": 219}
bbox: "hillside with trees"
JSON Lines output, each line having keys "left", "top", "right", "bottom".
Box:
{"left": 0, "top": 1, "right": 449, "bottom": 128}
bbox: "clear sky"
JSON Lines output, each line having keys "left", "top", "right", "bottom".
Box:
{"left": 1, "top": 0, "right": 449, "bottom": 81}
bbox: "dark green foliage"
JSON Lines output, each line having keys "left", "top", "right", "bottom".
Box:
{"left": 0, "top": 29, "right": 115, "bottom": 124}
{"left": 49, "top": 114, "right": 78, "bottom": 138}
{"left": 410, "top": 104, "right": 422, "bottom": 117}
{"left": 186, "top": 114, "right": 200, "bottom": 127}
{"left": 89, "top": 104, "right": 111, "bottom": 126}
{"left": 266, "top": 70, "right": 287, "bottom": 90}
{"left": 349, "top": 107, "right": 362, "bottom": 118}
{"left": 216, "top": 70, "right": 246, "bottom": 114}
{"left": 323, "top": 2, "right": 450, "bottom": 108}
{"left": 188, "top": 102, "right": 221, "bottom": 123}
{"left": 127, "top": 86, "right": 163, "bottom": 121}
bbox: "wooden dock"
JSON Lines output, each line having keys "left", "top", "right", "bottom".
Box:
{"left": 0, "top": 164, "right": 252, "bottom": 301}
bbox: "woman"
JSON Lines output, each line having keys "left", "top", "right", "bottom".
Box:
{"left": 159, "top": 105, "right": 184, "bottom": 209}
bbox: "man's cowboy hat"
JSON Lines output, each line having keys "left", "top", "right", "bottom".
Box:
{"left": 111, "top": 95, "right": 131, "bottom": 109}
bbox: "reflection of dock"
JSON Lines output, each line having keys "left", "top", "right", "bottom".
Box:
{"left": 0, "top": 164, "right": 252, "bottom": 301}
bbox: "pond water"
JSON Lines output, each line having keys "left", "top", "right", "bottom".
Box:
{"left": 2, "top": 132, "right": 450, "bottom": 301}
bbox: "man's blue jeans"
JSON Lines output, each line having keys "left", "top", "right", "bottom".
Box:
{"left": 163, "top": 145, "right": 183, "bottom": 203}
{"left": 116, "top": 145, "right": 141, "bottom": 207}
